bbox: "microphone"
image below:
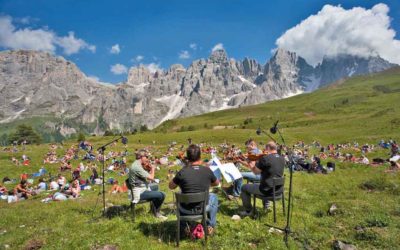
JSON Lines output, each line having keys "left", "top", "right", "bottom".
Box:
{"left": 270, "top": 120, "right": 279, "bottom": 134}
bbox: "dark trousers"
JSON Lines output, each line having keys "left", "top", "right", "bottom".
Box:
{"left": 139, "top": 184, "right": 165, "bottom": 212}
{"left": 241, "top": 183, "right": 272, "bottom": 212}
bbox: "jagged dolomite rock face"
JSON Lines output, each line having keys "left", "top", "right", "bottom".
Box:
{"left": 0, "top": 49, "right": 395, "bottom": 133}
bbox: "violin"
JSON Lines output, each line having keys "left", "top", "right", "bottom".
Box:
{"left": 234, "top": 151, "right": 269, "bottom": 162}
{"left": 246, "top": 153, "right": 269, "bottom": 161}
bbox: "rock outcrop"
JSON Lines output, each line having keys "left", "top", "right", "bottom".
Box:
{"left": 0, "top": 49, "right": 396, "bottom": 135}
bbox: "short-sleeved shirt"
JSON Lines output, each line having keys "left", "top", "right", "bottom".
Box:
{"left": 251, "top": 148, "right": 261, "bottom": 155}
{"left": 173, "top": 165, "right": 217, "bottom": 210}
{"left": 128, "top": 160, "right": 149, "bottom": 188}
{"left": 38, "top": 182, "right": 47, "bottom": 191}
{"left": 256, "top": 153, "right": 285, "bottom": 195}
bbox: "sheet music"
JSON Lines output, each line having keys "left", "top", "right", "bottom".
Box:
{"left": 210, "top": 157, "right": 242, "bottom": 183}
{"left": 220, "top": 163, "right": 242, "bottom": 183}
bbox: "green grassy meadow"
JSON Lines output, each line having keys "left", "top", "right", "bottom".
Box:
{"left": 1, "top": 68, "right": 400, "bottom": 249}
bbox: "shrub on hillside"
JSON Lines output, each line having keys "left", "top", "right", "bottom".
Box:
{"left": 8, "top": 124, "right": 42, "bottom": 144}
{"left": 243, "top": 117, "right": 253, "bottom": 125}
{"left": 140, "top": 125, "right": 148, "bottom": 132}
{"left": 104, "top": 130, "right": 114, "bottom": 136}
{"left": 77, "top": 132, "right": 86, "bottom": 142}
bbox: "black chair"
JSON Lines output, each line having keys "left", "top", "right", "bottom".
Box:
{"left": 252, "top": 176, "right": 285, "bottom": 223}
{"left": 126, "top": 179, "right": 152, "bottom": 222}
{"left": 175, "top": 192, "right": 209, "bottom": 247}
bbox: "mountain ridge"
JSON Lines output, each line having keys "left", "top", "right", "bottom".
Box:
{"left": 0, "top": 48, "right": 396, "bottom": 139}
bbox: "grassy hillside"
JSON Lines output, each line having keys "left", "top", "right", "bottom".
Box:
{"left": 0, "top": 68, "right": 399, "bottom": 249}
{"left": 0, "top": 137, "right": 399, "bottom": 249}
{"left": 156, "top": 67, "right": 400, "bottom": 144}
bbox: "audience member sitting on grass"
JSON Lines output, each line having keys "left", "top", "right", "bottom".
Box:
{"left": 11, "top": 157, "right": 20, "bottom": 166}
{"left": 49, "top": 178, "right": 59, "bottom": 190}
{"left": 60, "top": 161, "right": 72, "bottom": 171}
{"left": 65, "top": 179, "right": 81, "bottom": 198}
{"left": 89, "top": 167, "right": 99, "bottom": 184}
{"left": 7, "top": 190, "right": 18, "bottom": 203}
{"left": 57, "top": 174, "right": 67, "bottom": 190}
{"left": 20, "top": 172, "right": 29, "bottom": 181}
{"left": 169, "top": 144, "right": 220, "bottom": 235}
{"left": 72, "top": 167, "right": 81, "bottom": 180}
{"left": 14, "top": 180, "right": 32, "bottom": 199}
{"left": 0, "top": 184, "right": 8, "bottom": 195}
{"left": 109, "top": 180, "right": 124, "bottom": 194}
{"left": 128, "top": 150, "right": 167, "bottom": 221}
{"left": 386, "top": 156, "right": 400, "bottom": 172}
{"left": 35, "top": 178, "right": 47, "bottom": 193}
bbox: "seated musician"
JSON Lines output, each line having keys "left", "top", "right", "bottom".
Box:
{"left": 229, "top": 139, "right": 262, "bottom": 198}
{"left": 239, "top": 141, "right": 285, "bottom": 217}
{"left": 128, "top": 150, "right": 167, "bottom": 220}
{"left": 169, "top": 144, "right": 220, "bottom": 235}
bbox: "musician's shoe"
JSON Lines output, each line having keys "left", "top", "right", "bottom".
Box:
{"left": 155, "top": 212, "right": 168, "bottom": 221}
{"left": 227, "top": 194, "right": 239, "bottom": 201}
{"left": 238, "top": 210, "right": 253, "bottom": 218}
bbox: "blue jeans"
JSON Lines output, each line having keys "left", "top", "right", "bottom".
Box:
{"left": 140, "top": 184, "right": 165, "bottom": 212}
{"left": 180, "top": 193, "right": 219, "bottom": 228}
{"left": 206, "top": 193, "right": 218, "bottom": 227}
{"left": 232, "top": 172, "right": 260, "bottom": 196}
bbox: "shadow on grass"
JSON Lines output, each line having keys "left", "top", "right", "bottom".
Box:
{"left": 138, "top": 220, "right": 177, "bottom": 245}
{"left": 218, "top": 201, "right": 240, "bottom": 217}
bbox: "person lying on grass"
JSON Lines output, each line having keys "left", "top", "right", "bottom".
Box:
{"left": 169, "top": 144, "right": 220, "bottom": 235}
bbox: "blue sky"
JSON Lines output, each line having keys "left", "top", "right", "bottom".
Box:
{"left": 1, "top": 0, "right": 400, "bottom": 83}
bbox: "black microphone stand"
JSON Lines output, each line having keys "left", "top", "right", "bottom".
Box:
{"left": 275, "top": 127, "right": 295, "bottom": 247}
{"left": 257, "top": 127, "right": 295, "bottom": 248}
{"left": 96, "top": 135, "right": 124, "bottom": 216}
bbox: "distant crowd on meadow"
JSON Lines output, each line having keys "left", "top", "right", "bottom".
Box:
{"left": 1, "top": 137, "right": 398, "bottom": 206}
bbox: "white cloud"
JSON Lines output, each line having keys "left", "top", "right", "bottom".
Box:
{"left": 56, "top": 31, "right": 96, "bottom": 55}
{"left": 144, "top": 63, "right": 162, "bottom": 74}
{"left": 110, "top": 63, "right": 128, "bottom": 75}
{"left": 189, "top": 43, "right": 197, "bottom": 50}
{"left": 211, "top": 43, "right": 224, "bottom": 52}
{"left": 110, "top": 44, "right": 120, "bottom": 54}
{"left": 275, "top": 3, "right": 400, "bottom": 65}
{"left": 15, "top": 16, "right": 39, "bottom": 25}
{"left": 178, "top": 50, "right": 190, "bottom": 59}
{"left": 0, "top": 15, "right": 95, "bottom": 55}
{"left": 131, "top": 55, "right": 144, "bottom": 63}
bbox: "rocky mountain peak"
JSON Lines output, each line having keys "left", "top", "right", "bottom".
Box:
{"left": 0, "top": 49, "right": 396, "bottom": 137}
{"left": 127, "top": 65, "right": 152, "bottom": 84}
{"left": 209, "top": 49, "right": 228, "bottom": 64}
